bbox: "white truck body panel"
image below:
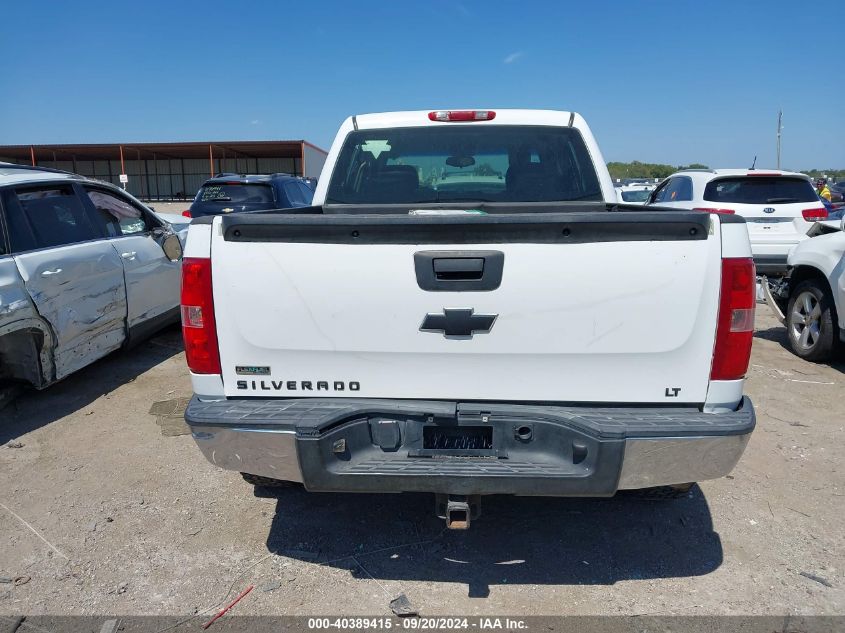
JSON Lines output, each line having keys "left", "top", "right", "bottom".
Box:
{"left": 210, "top": 228, "right": 723, "bottom": 403}
{"left": 188, "top": 111, "right": 753, "bottom": 408}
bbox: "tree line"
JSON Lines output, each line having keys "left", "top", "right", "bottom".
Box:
{"left": 607, "top": 161, "right": 708, "bottom": 180}
{"left": 804, "top": 169, "right": 845, "bottom": 181}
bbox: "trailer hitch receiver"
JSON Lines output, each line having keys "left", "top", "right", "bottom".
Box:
{"left": 435, "top": 494, "right": 481, "bottom": 529}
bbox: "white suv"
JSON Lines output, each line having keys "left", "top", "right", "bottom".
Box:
{"left": 645, "top": 169, "right": 827, "bottom": 275}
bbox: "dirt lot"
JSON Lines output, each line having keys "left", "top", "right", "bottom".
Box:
{"left": 148, "top": 202, "right": 191, "bottom": 215}
{"left": 0, "top": 311, "right": 842, "bottom": 618}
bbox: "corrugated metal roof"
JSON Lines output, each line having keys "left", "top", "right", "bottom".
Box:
{"left": 0, "top": 140, "right": 327, "bottom": 161}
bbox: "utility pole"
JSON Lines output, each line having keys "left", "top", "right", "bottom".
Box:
{"left": 776, "top": 110, "right": 783, "bottom": 170}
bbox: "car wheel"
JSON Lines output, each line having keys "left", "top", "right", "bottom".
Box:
{"left": 240, "top": 472, "right": 298, "bottom": 488}
{"left": 786, "top": 280, "right": 838, "bottom": 362}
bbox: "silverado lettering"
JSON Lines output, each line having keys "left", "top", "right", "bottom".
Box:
{"left": 236, "top": 380, "right": 361, "bottom": 392}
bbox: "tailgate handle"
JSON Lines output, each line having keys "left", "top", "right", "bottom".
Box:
{"left": 433, "top": 257, "right": 484, "bottom": 281}
{"left": 415, "top": 250, "right": 504, "bottom": 292}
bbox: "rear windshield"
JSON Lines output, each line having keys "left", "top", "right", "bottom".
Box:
{"left": 196, "top": 183, "right": 274, "bottom": 204}
{"left": 620, "top": 189, "right": 652, "bottom": 202}
{"left": 703, "top": 177, "right": 817, "bottom": 204}
{"left": 326, "top": 125, "right": 603, "bottom": 205}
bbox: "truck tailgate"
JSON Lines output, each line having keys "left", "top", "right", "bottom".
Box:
{"left": 210, "top": 212, "right": 721, "bottom": 404}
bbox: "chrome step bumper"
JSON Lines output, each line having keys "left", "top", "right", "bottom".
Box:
{"left": 186, "top": 396, "right": 755, "bottom": 494}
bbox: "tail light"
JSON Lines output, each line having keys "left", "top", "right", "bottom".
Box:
{"left": 181, "top": 257, "right": 221, "bottom": 374}
{"left": 428, "top": 110, "right": 496, "bottom": 122}
{"left": 801, "top": 207, "right": 828, "bottom": 221}
{"left": 692, "top": 207, "right": 735, "bottom": 215}
{"left": 710, "top": 258, "right": 755, "bottom": 381}
{"left": 182, "top": 209, "right": 192, "bottom": 218}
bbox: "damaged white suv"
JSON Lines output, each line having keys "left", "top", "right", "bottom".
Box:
{"left": 0, "top": 164, "right": 184, "bottom": 390}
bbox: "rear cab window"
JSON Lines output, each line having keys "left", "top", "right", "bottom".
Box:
{"left": 325, "top": 125, "right": 603, "bottom": 209}
{"left": 704, "top": 176, "right": 817, "bottom": 204}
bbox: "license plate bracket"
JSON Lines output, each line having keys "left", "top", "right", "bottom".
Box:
{"left": 423, "top": 425, "right": 493, "bottom": 450}
{"left": 408, "top": 425, "right": 501, "bottom": 458}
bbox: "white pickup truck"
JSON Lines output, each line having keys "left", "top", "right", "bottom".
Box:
{"left": 181, "top": 109, "right": 756, "bottom": 528}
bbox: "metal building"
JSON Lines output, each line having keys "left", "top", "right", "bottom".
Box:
{"left": 0, "top": 140, "right": 328, "bottom": 201}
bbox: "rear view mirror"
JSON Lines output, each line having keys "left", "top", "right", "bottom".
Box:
{"left": 161, "top": 233, "right": 183, "bottom": 262}
{"left": 446, "top": 155, "right": 475, "bottom": 169}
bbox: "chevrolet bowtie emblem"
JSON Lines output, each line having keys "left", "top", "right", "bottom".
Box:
{"left": 420, "top": 308, "right": 498, "bottom": 338}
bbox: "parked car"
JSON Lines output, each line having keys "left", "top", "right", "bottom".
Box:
{"left": 187, "top": 173, "right": 315, "bottom": 218}
{"left": 181, "top": 109, "right": 756, "bottom": 528}
{"left": 763, "top": 215, "right": 845, "bottom": 361}
{"left": 615, "top": 183, "right": 655, "bottom": 205}
{"left": 0, "top": 164, "right": 183, "bottom": 390}
{"left": 645, "top": 169, "right": 827, "bottom": 275}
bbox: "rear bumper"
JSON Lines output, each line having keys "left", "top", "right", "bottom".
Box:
{"left": 185, "top": 396, "right": 755, "bottom": 495}
{"left": 753, "top": 253, "right": 789, "bottom": 275}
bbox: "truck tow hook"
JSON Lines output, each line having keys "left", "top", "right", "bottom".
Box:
{"left": 435, "top": 494, "right": 481, "bottom": 529}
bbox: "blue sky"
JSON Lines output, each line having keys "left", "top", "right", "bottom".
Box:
{"left": 1, "top": 0, "right": 842, "bottom": 169}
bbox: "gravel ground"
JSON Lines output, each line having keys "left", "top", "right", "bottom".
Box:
{"left": 0, "top": 311, "right": 842, "bottom": 617}
{"left": 147, "top": 202, "right": 191, "bottom": 215}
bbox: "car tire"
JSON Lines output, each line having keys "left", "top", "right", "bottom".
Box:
{"left": 240, "top": 472, "right": 298, "bottom": 488}
{"left": 786, "top": 280, "right": 839, "bottom": 362}
{"left": 631, "top": 483, "right": 695, "bottom": 500}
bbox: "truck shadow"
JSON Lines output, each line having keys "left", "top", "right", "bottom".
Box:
{"left": 263, "top": 485, "right": 722, "bottom": 597}
{"left": 0, "top": 324, "right": 183, "bottom": 444}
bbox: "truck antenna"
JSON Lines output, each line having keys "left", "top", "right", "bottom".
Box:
{"left": 750, "top": 155, "right": 757, "bottom": 170}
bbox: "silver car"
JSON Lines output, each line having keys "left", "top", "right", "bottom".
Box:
{"left": 0, "top": 164, "right": 183, "bottom": 389}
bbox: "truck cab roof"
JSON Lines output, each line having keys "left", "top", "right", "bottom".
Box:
{"left": 348, "top": 109, "right": 584, "bottom": 130}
